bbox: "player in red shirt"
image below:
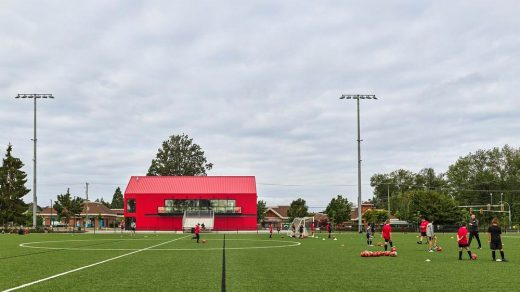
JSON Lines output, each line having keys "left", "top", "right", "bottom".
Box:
{"left": 381, "top": 220, "right": 393, "bottom": 251}
{"left": 195, "top": 223, "right": 201, "bottom": 243}
{"left": 326, "top": 223, "right": 332, "bottom": 238}
{"left": 310, "top": 222, "right": 315, "bottom": 237}
{"left": 418, "top": 218, "right": 429, "bottom": 244}
{"left": 457, "top": 222, "right": 472, "bottom": 260}
{"left": 269, "top": 223, "right": 273, "bottom": 238}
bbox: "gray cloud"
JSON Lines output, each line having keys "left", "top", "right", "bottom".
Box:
{"left": 1, "top": 1, "right": 520, "bottom": 210}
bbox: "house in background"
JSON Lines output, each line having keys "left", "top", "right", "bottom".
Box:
{"left": 263, "top": 206, "right": 290, "bottom": 229}
{"left": 39, "top": 201, "right": 122, "bottom": 229}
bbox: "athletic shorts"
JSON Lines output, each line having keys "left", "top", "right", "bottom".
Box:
{"left": 420, "top": 232, "right": 427, "bottom": 236}
{"left": 428, "top": 236, "right": 435, "bottom": 241}
{"left": 490, "top": 241, "right": 502, "bottom": 250}
{"left": 366, "top": 234, "right": 372, "bottom": 239}
{"left": 131, "top": 227, "right": 135, "bottom": 231}
{"left": 384, "top": 238, "right": 391, "bottom": 243}
{"left": 458, "top": 243, "right": 469, "bottom": 248}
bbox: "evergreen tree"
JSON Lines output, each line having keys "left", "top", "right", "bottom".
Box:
{"left": 257, "top": 200, "right": 267, "bottom": 223}
{"left": 0, "top": 144, "right": 30, "bottom": 227}
{"left": 110, "top": 187, "right": 124, "bottom": 209}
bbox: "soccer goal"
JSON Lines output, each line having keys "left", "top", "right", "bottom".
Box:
{"left": 287, "top": 217, "right": 314, "bottom": 238}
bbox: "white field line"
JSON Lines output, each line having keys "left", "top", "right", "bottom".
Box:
{"left": 19, "top": 238, "right": 301, "bottom": 252}
{"left": 3, "top": 235, "right": 190, "bottom": 292}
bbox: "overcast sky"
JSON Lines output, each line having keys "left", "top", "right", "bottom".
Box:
{"left": 1, "top": 1, "right": 520, "bottom": 210}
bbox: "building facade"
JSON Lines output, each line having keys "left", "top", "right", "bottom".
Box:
{"left": 39, "top": 201, "right": 122, "bottom": 229}
{"left": 123, "top": 176, "right": 257, "bottom": 231}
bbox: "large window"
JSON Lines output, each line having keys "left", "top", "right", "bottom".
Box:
{"left": 127, "top": 199, "right": 136, "bottom": 213}
{"left": 158, "top": 199, "right": 238, "bottom": 214}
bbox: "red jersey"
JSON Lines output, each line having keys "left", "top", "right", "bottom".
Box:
{"left": 195, "top": 225, "right": 200, "bottom": 234}
{"left": 420, "top": 220, "right": 429, "bottom": 232}
{"left": 326, "top": 224, "right": 331, "bottom": 232}
{"left": 457, "top": 226, "right": 468, "bottom": 244}
{"left": 310, "top": 223, "right": 315, "bottom": 231}
{"left": 382, "top": 224, "right": 392, "bottom": 239}
{"left": 269, "top": 224, "right": 273, "bottom": 233}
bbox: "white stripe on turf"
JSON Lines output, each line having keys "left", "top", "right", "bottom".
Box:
{"left": 2, "top": 235, "right": 190, "bottom": 292}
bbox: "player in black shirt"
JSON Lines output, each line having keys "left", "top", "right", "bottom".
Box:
{"left": 487, "top": 218, "right": 507, "bottom": 262}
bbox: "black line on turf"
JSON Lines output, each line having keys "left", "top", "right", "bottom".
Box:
{"left": 221, "top": 234, "right": 227, "bottom": 292}
{"left": 0, "top": 239, "right": 126, "bottom": 261}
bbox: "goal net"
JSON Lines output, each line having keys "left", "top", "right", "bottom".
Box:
{"left": 287, "top": 217, "right": 314, "bottom": 238}
{"left": 183, "top": 210, "right": 214, "bottom": 231}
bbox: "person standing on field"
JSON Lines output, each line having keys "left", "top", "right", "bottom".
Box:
{"left": 468, "top": 214, "right": 482, "bottom": 249}
{"left": 366, "top": 223, "right": 374, "bottom": 246}
{"left": 457, "top": 222, "right": 473, "bottom": 260}
{"left": 381, "top": 220, "right": 393, "bottom": 251}
{"left": 269, "top": 223, "right": 273, "bottom": 239}
{"left": 195, "top": 223, "right": 201, "bottom": 243}
{"left": 426, "top": 219, "right": 436, "bottom": 252}
{"left": 130, "top": 220, "right": 136, "bottom": 237}
{"left": 310, "top": 222, "right": 315, "bottom": 237}
{"left": 326, "top": 222, "right": 332, "bottom": 239}
{"left": 488, "top": 218, "right": 507, "bottom": 262}
{"left": 418, "top": 218, "right": 428, "bottom": 244}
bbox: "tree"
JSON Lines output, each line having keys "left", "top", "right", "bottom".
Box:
{"left": 362, "top": 209, "right": 389, "bottom": 225}
{"left": 110, "top": 187, "right": 124, "bottom": 209}
{"left": 147, "top": 134, "right": 213, "bottom": 176}
{"left": 325, "top": 195, "right": 352, "bottom": 225}
{"left": 446, "top": 145, "right": 520, "bottom": 206}
{"left": 257, "top": 200, "right": 267, "bottom": 223}
{"left": 370, "top": 168, "right": 446, "bottom": 211}
{"left": 287, "top": 198, "right": 308, "bottom": 221}
{"left": 54, "top": 188, "right": 84, "bottom": 226}
{"left": 0, "top": 144, "right": 30, "bottom": 227}
{"left": 95, "top": 198, "right": 111, "bottom": 209}
{"left": 392, "top": 189, "right": 463, "bottom": 225}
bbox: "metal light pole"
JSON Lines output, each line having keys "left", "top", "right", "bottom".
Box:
{"left": 339, "top": 94, "right": 377, "bottom": 233}
{"left": 50, "top": 199, "right": 53, "bottom": 230}
{"left": 15, "top": 93, "right": 54, "bottom": 227}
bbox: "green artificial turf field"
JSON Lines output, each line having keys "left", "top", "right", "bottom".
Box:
{"left": 1, "top": 231, "right": 519, "bottom": 291}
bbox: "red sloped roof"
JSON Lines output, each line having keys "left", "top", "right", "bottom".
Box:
{"left": 124, "top": 176, "right": 257, "bottom": 195}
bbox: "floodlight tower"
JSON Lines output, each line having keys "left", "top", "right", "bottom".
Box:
{"left": 339, "top": 94, "right": 377, "bottom": 233}
{"left": 15, "top": 93, "right": 54, "bottom": 227}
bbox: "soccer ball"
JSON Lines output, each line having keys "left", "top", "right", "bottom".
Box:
{"left": 377, "top": 242, "right": 383, "bottom": 246}
{"left": 471, "top": 253, "right": 477, "bottom": 260}
{"left": 385, "top": 251, "right": 391, "bottom": 256}
{"left": 202, "top": 240, "right": 207, "bottom": 244}
{"left": 390, "top": 251, "right": 397, "bottom": 257}
{"left": 436, "top": 246, "right": 443, "bottom": 252}
{"left": 391, "top": 247, "right": 397, "bottom": 252}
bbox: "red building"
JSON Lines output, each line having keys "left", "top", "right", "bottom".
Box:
{"left": 123, "top": 176, "right": 257, "bottom": 231}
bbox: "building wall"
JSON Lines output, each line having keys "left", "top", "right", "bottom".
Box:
{"left": 124, "top": 193, "right": 257, "bottom": 231}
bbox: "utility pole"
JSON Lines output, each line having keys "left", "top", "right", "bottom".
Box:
{"left": 387, "top": 184, "right": 390, "bottom": 214}
{"left": 339, "top": 94, "right": 377, "bottom": 233}
{"left": 86, "top": 182, "right": 89, "bottom": 231}
{"left": 15, "top": 93, "right": 54, "bottom": 227}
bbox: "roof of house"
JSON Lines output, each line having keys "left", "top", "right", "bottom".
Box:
{"left": 124, "top": 176, "right": 257, "bottom": 195}
{"left": 40, "top": 201, "right": 119, "bottom": 216}
{"left": 265, "top": 206, "right": 289, "bottom": 218}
